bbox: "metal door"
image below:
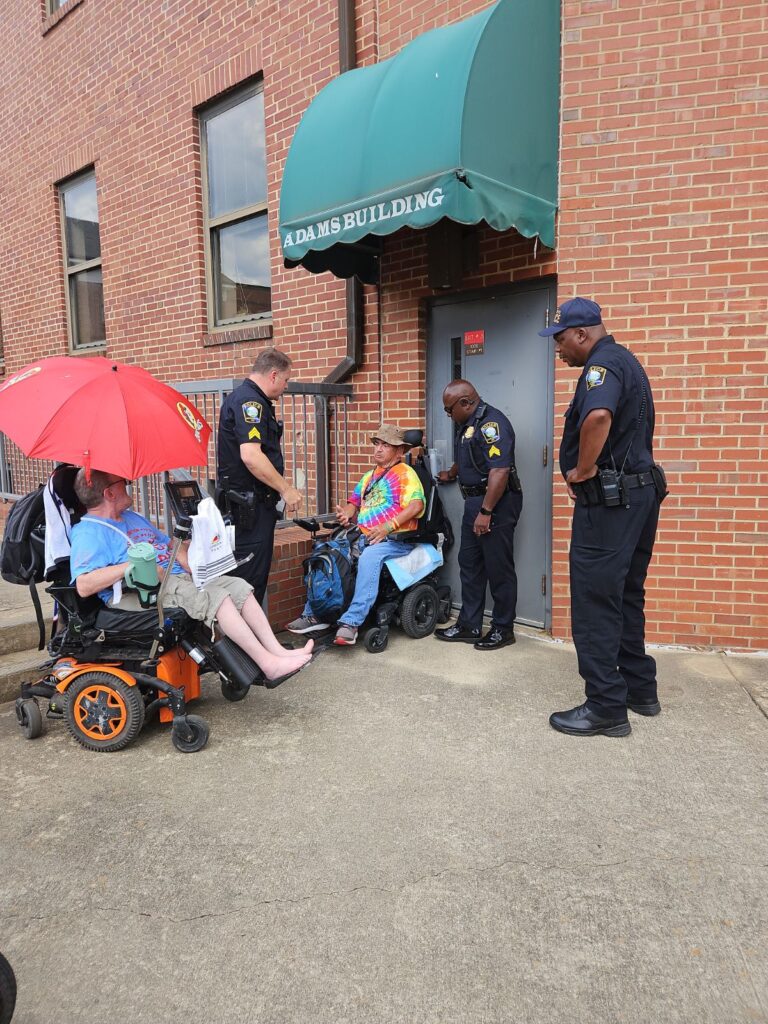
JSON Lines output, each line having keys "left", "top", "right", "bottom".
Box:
{"left": 426, "top": 280, "right": 556, "bottom": 628}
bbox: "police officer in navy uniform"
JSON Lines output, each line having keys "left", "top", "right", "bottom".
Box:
{"left": 435, "top": 380, "right": 523, "bottom": 650}
{"left": 217, "top": 347, "right": 303, "bottom": 604}
{"left": 539, "top": 297, "right": 667, "bottom": 737}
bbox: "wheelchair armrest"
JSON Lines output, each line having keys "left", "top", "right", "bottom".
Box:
{"left": 46, "top": 581, "right": 103, "bottom": 619}
{"left": 393, "top": 530, "right": 421, "bottom": 543}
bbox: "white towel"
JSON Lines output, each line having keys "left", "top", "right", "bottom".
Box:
{"left": 187, "top": 497, "right": 238, "bottom": 588}
{"left": 43, "top": 475, "right": 73, "bottom": 576}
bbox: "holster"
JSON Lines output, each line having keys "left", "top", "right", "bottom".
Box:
{"left": 650, "top": 464, "right": 669, "bottom": 502}
{"left": 226, "top": 489, "right": 258, "bottom": 530}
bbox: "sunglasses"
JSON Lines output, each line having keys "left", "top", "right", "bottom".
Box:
{"left": 444, "top": 397, "right": 470, "bottom": 415}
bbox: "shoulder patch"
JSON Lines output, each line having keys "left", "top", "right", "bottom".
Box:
{"left": 242, "top": 401, "right": 262, "bottom": 424}
{"left": 480, "top": 421, "right": 500, "bottom": 444}
{"left": 585, "top": 366, "right": 607, "bottom": 390}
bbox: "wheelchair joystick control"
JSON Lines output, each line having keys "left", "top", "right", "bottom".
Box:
{"left": 172, "top": 515, "right": 192, "bottom": 539}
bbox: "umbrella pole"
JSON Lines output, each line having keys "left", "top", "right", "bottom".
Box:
{"left": 149, "top": 519, "right": 192, "bottom": 662}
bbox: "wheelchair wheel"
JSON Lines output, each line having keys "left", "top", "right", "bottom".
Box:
{"left": 171, "top": 714, "right": 210, "bottom": 753}
{"left": 0, "top": 951, "right": 16, "bottom": 1024}
{"left": 401, "top": 583, "right": 439, "bottom": 639}
{"left": 16, "top": 698, "right": 44, "bottom": 740}
{"left": 65, "top": 672, "right": 145, "bottom": 752}
{"left": 363, "top": 626, "right": 389, "bottom": 653}
{"left": 221, "top": 677, "right": 250, "bottom": 702}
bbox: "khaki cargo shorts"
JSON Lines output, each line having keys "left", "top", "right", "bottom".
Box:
{"left": 112, "top": 573, "right": 253, "bottom": 631}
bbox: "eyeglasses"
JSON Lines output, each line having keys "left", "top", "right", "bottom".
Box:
{"left": 102, "top": 477, "right": 127, "bottom": 491}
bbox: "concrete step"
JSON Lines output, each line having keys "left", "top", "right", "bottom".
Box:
{"left": 0, "top": 580, "right": 56, "bottom": 656}
{"left": 0, "top": 646, "right": 51, "bottom": 705}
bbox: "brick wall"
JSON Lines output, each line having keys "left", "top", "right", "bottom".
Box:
{"left": 1, "top": 0, "right": 766, "bottom": 648}
{"left": 373, "top": 0, "right": 768, "bottom": 651}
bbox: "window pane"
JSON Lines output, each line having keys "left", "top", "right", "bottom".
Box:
{"left": 69, "top": 268, "right": 105, "bottom": 347}
{"left": 62, "top": 175, "right": 100, "bottom": 266}
{"left": 213, "top": 214, "right": 271, "bottom": 324}
{"left": 206, "top": 91, "right": 267, "bottom": 218}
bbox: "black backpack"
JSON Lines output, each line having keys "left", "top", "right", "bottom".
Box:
{"left": 1, "top": 485, "right": 47, "bottom": 648}
{"left": 406, "top": 452, "right": 454, "bottom": 553}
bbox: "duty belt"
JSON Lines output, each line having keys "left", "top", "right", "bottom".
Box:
{"left": 622, "top": 471, "right": 655, "bottom": 489}
{"left": 459, "top": 480, "right": 521, "bottom": 500}
{"left": 459, "top": 483, "right": 487, "bottom": 498}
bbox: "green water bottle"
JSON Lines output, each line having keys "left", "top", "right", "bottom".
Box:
{"left": 124, "top": 542, "right": 160, "bottom": 608}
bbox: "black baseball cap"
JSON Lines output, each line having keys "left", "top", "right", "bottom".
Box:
{"left": 538, "top": 297, "right": 603, "bottom": 337}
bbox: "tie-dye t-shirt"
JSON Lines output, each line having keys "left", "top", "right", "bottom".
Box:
{"left": 350, "top": 462, "right": 425, "bottom": 535}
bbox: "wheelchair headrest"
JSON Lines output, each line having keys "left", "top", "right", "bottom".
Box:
{"left": 50, "top": 464, "right": 86, "bottom": 524}
{"left": 402, "top": 429, "right": 423, "bottom": 448}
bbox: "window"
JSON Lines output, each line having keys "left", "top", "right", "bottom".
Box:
{"left": 59, "top": 170, "right": 105, "bottom": 349}
{"left": 200, "top": 84, "right": 271, "bottom": 328}
{"left": 47, "top": 0, "right": 66, "bottom": 11}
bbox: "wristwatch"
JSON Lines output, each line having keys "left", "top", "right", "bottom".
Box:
{"left": 480, "top": 506, "right": 493, "bottom": 516}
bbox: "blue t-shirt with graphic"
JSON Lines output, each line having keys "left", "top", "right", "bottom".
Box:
{"left": 70, "top": 510, "right": 185, "bottom": 602}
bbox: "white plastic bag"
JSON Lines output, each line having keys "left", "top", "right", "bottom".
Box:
{"left": 187, "top": 497, "right": 238, "bottom": 588}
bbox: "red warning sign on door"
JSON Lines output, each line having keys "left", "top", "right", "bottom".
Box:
{"left": 464, "top": 330, "right": 485, "bottom": 356}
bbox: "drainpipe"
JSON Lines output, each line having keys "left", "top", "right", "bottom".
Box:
{"left": 315, "top": 0, "right": 364, "bottom": 510}
{"left": 324, "top": 0, "right": 363, "bottom": 385}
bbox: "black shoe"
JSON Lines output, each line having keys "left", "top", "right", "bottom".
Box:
{"left": 434, "top": 624, "right": 481, "bottom": 643}
{"left": 627, "top": 697, "right": 661, "bottom": 716}
{"left": 474, "top": 628, "right": 516, "bottom": 651}
{"left": 549, "top": 702, "right": 631, "bottom": 737}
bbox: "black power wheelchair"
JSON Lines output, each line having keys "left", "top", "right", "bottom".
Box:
{"left": 295, "top": 430, "right": 453, "bottom": 654}
{"left": 14, "top": 468, "right": 270, "bottom": 754}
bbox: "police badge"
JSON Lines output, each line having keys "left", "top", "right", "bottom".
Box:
{"left": 585, "top": 366, "right": 607, "bottom": 390}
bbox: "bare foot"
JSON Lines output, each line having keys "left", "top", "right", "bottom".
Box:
{"left": 263, "top": 650, "right": 311, "bottom": 681}
{"left": 278, "top": 637, "right": 314, "bottom": 657}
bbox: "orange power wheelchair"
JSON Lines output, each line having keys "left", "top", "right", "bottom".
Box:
{"left": 14, "top": 469, "right": 267, "bottom": 753}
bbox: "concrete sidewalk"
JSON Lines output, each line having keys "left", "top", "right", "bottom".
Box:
{"left": 1, "top": 629, "right": 767, "bottom": 1024}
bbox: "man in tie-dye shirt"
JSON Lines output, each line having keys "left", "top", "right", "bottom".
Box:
{"left": 287, "top": 424, "right": 425, "bottom": 645}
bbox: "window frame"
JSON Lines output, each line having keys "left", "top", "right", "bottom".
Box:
{"left": 58, "top": 168, "right": 106, "bottom": 352}
{"left": 199, "top": 81, "right": 272, "bottom": 333}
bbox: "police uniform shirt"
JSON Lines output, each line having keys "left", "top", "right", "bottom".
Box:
{"left": 456, "top": 403, "right": 515, "bottom": 485}
{"left": 559, "top": 336, "right": 655, "bottom": 477}
{"left": 217, "top": 379, "right": 284, "bottom": 492}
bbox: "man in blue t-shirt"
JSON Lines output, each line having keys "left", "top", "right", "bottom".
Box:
{"left": 69, "top": 468, "right": 312, "bottom": 685}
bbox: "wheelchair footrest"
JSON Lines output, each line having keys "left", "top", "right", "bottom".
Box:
{"left": 211, "top": 637, "right": 263, "bottom": 689}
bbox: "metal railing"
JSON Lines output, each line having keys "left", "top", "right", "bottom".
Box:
{"left": 0, "top": 379, "right": 352, "bottom": 531}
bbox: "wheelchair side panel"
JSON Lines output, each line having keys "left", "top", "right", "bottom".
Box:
{"left": 55, "top": 662, "right": 137, "bottom": 694}
{"left": 157, "top": 648, "right": 201, "bottom": 722}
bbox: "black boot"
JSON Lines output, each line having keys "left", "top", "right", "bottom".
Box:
{"left": 474, "top": 628, "right": 516, "bottom": 651}
{"left": 549, "top": 702, "right": 631, "bottom": 737}
{"left": 434, "top": 624, "right": 481, "bottom": 643}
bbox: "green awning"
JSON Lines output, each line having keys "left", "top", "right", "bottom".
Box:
{"left": 279, "top": 0, "right": 560, "bottom": 282}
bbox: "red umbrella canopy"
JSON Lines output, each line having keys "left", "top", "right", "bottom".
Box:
{"left": 0, "top": 357, "right": 212, "bottom": 479}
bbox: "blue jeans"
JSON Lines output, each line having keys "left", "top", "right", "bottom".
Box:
{"left": 303, "top": 537, "right": 412, "bottom": 627}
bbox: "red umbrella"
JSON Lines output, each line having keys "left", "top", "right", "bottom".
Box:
{"left": 0, "top": 356, "right": 211, "bottom": 478}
